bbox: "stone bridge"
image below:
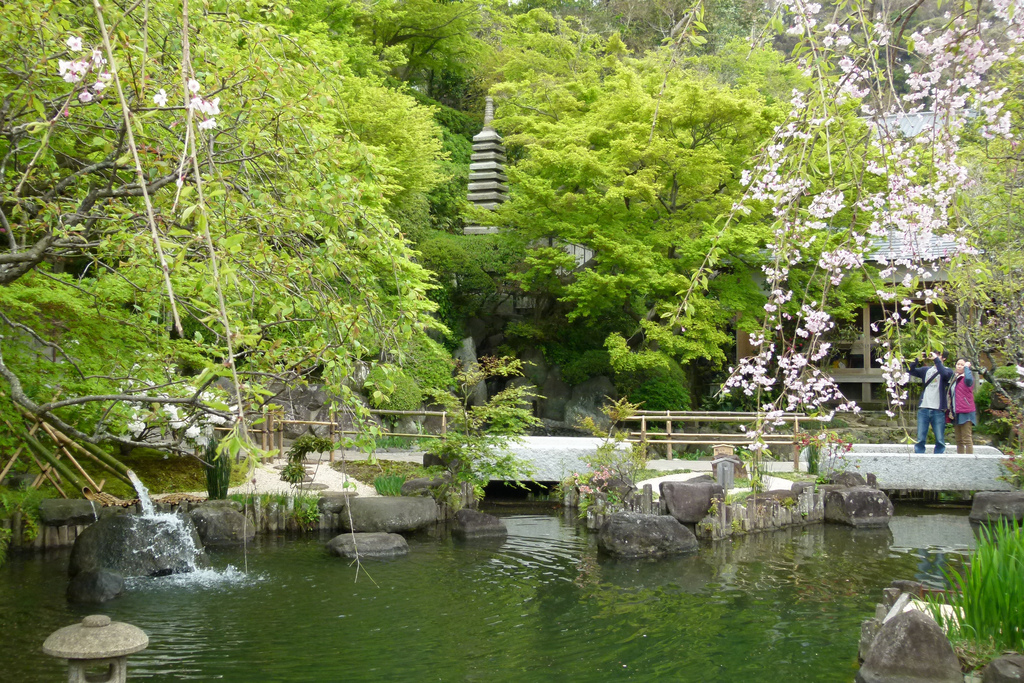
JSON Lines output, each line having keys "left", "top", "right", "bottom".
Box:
{"left": 492, "top": 437, "right": 1013, "bottom": 493}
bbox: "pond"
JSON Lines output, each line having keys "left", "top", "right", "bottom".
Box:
{"left": 0, "top": 506, "right": 974, "bottom": 682}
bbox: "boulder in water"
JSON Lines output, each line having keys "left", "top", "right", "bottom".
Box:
{"left": 189, "top": 507, "right": 255, "bottom": 546}
{"left": 327, "top": 532, "right": 408, "bottom": 559}
{"left": 66, "top": 569, "right": 124, "bottom": 604}
{"left": 825, "top": 487, "right": 894, "bottom": 528}
{"left": 969, "top": 491, "right": 1024, "bottom": 524}
{"left": 38, "top": 499, "right": 100, "bottom": 527}
{"left": 342, "top": 497, "right": 439, "bottom": 533}
{"left": 68, "top": 513, "right": 207, "bottom": 578}
{"left": 597, "top": 512, "right": 699, "bottom": 558}
{"left": 452, "top": 509, "right": 507, "bottom": 540}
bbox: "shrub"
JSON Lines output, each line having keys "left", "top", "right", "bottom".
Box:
{"left": 403, "top": 335, "right": 455, "bottom": 395}
{"left": 560, "top": 349, "right": 613, "bottom": 386}
{"left": 364, "top": 365, "right": 423, "bottom": 412}
{"left": 628, "top": 376, "right": 691, "bottom": 411}
{"left": 927, "top": 521, "right": 1024, "bottom": 658}
{"left": 1000, "top": 454, "right": 1024, "bottom": 489}
{"left": 974, "top": 380, "right": 993, "bottom": 415}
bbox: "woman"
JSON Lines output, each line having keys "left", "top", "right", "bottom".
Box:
{"left": 948, "top": 359, "right": 977, "bottom": 454}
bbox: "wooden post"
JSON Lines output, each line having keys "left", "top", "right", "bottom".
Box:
{"left": 261, "top": 408, "right": 268, "bottom": 452}
{"left": 441, "top": 412, "right": 447, "bottom": 437}
{"left": 640, "top": 415, "right": 647, "bottom": 446}
{"left": 329, "top": 409, "right": 336, "bottom": 464}
{"left": 792, "top": 415, "right": 801, "bottom": 471}
{"left": 666, "top": 414, "right": 673, "bottom": 460}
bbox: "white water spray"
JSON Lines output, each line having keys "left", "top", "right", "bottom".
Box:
{"left": 127, "top": 469, "right": 155, "bottom": 516}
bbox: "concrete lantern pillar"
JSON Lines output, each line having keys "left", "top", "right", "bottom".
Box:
{"left": 43, "top": 614, "right": 149, "bottom": 683}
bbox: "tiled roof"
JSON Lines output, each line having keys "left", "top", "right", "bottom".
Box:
{"left": 868, "top": 231, "right": 960, "bottom": 262}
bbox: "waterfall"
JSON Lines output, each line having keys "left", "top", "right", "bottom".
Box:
{"left": 125, "top": 469, "right": 203, "bottom": 574}
{"left": 127, "top": 469, "right": 155, "bottom": 516}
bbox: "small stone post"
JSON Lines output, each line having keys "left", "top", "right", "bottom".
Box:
{"left": 714, "top": 459, "right": 735, "bottom": 490}
{"left": 43, "top": 614, "right": 148, "bottom": 683}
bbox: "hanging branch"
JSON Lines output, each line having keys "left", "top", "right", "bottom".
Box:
{"left": 91, "top": 0, "right": 184, "bottom": 338}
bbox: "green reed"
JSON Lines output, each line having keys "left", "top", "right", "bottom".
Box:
{"left": 928, "top": 521, "right": 1024, "bottom": 654}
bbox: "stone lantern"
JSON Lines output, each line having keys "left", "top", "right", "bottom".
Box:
{"left": 43, "top": 614, "right": 148, "bottom": 683}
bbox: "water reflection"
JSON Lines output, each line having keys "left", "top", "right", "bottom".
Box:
{"left": 0, "top": 506, "right": 975, "bottom": 683}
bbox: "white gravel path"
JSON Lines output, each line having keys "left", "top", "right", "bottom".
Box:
{"left": 183, "top": 453, "right": 379, "bottom": 499}
{"left": 229, "top": 459, "right": 378, "bottom": 497}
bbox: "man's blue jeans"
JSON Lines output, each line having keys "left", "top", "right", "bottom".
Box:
{"left": 916, "top": 407, "right": 946, "bottom": 453}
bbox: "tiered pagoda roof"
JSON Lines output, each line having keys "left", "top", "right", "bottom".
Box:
{"left": 463, "top": 97, "right": 508, "bottom": 235}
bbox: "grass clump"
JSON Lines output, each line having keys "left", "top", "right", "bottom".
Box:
{"left": 373, "top": 475, "right": 406, "bottom": 496}
{"left": 927, "top": 521, "right": 1024, "bottom": 667}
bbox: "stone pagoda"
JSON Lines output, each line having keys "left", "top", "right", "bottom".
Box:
{"left": 463, "top": 97, "right": 509, "bottom": 235}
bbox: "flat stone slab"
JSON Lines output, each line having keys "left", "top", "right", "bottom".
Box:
{"left": 844, "top": 444, "right": 1011, "bottom": 491}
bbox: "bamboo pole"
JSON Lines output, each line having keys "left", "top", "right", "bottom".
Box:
{"left": 0, "top": 416, "right": 43, "bottom": 484}
{"left": 41, "top": 423, "right": 130, "bottom": 486}
{"left": 25, "top": 449, "right": 68, "bottom": 498}
{"left": 23, "top": 432, "right": 86, "bottom": 493}
{"left": 55, "top": 442, "right": 102, "bottom": 492}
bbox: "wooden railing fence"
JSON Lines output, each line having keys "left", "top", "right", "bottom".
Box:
{"left": 619, "top": 410, "right": 807, "bottom": 467}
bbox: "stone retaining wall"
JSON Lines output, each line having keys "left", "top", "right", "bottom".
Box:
{"left": 694, "top": 488, "right": 825, "bottom": 540}
{"left": 2, "top": 495, "right": 452, "bottom": 550}
{"left": 1, "top": 514, "right": 92, "bottom": 550}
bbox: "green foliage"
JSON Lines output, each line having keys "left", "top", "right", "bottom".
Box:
{"left": 292, "top": 494, "right": 323, "bottom": 531}
{"left": 579, "top": 398, "right": 650, "bottom": 484}
{"left": 927, "top": 522, "right": 1024, "bottom": 656}
{"left": 558, "top": 350, "right": 613, "bottom": 386}
{"left": 488, "top": 19, "right": 795, "bottom": 377}
{"left": 415, "top": 231, "right": 526, "bottom": 323}
{"left": 373, "top": 475, "right": 407, "bottom": 496}
{"left": 605, "top": 335, "right": 693, "bottom": 405}
{"left": 402, "top": 335, "right": 455, "bottom": 395}
{"left": 365, "top": 366, "right": 424, "bottom": 412}
{"left": 0, "top": 0, "right": 441, "bottom": 458}
{"left": 0, "top": 488, "right": 44, "bottom": 544}
{"left": 424, "top": 356, "right": 539, "bottom": 506}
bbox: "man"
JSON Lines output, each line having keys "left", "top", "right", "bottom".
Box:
{"left": 908, "top": 353, "right": 954, "bottom": 454}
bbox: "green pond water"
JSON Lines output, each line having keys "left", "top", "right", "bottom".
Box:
{"left": 0, "top": 507, "right": 975, "bottom": 682}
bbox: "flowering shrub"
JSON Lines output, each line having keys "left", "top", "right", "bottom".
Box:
{"left": 798, "top": 430, "right": 853, "bottom": 481}
{"left": 565, "top": 466, "right": 623, "bottom": 519}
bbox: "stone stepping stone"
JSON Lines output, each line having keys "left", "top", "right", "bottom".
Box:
{"left": 298, "top": 483, "right": 329, "bottom": 491}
